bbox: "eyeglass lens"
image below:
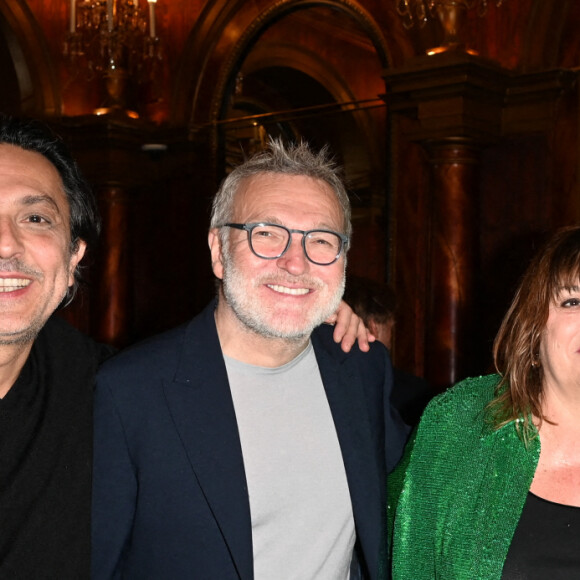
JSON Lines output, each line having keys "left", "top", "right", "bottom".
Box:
{"left": 249, "top": 224, "right": 342, "bottom": 264}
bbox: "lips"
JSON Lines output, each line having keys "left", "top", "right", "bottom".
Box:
{"left": 266, "top": 283, "right": 310, "bottom": 296}
{"left": 0, "top": 278, "right": 32, "bottom": 293}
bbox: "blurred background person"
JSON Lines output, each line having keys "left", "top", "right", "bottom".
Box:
{"left": 344, "top": 275, "right": 432, "bottom": 425}
{"left": 389, "top": 225, "right": 580, "bottom": 579}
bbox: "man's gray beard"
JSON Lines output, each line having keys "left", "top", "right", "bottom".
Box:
{"left": 0, "top": 326, "right": 42, "bottom": 346}
{"left": 221, "top": 247, "right": 345, "bottom": 341}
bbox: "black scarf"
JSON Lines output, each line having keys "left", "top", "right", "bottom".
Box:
{"left": 0, "top": 315, "right": 113, "bottom": 579}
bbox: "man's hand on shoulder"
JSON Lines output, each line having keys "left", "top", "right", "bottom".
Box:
{"left": 325, "top": 300, "right": 375, "bottom": 353}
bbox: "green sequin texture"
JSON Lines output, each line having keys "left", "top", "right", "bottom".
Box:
{"left": 388, "top": 374, "right": 540, "bottom": 579}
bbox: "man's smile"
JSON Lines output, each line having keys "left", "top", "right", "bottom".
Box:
{"left": 266, "top": 283, "right": 310, "bottom": 296}
{"left": 0, "top": 278, "right": 32, "bottom": 292}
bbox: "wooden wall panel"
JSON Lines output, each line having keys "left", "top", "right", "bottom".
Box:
{"left": 0, "top": 0, "right": 578, "bottom": 381}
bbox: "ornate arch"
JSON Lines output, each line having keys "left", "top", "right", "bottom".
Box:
{"left": 0, "top": 0, "right": 59, "bottom": 115}
{"left": 173, "top": 0, "right": 391, "bottom": 127}
{"left": 241, "top": 42, "right": 359, "bottom": 106}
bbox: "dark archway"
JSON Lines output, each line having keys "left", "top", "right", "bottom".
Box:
{"left": 0, "top": 0, "right": 60, "bottom": 115}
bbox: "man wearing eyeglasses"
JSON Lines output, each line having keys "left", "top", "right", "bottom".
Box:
{"left": 92, "top": 140, "right": 407, "bottom": 580}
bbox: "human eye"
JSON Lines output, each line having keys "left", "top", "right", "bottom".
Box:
{"left": 23, "top": 213, "right": 52, "bottom": 226}
{"left": 20, "top": 196, "right": 61, "bottom": 228}
{"left": 308, "top": 231, "right": 339, "bottom": 248}
{"left": 313, "top": 236, "right": 332, "bottom": 247}
{"left": 254, "top": 228, "right": 274, "bottom": 238}
{"left": 561, "top": 297, "right": 580, "bottom": 308}
{"left": 251, "top": 225, "right": 287, "bottom": 254}
{"left": 254, "top": 225, "right": 285, "bottom": 240}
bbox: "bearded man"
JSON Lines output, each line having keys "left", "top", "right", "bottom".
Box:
{"left": 92, "top": 140, "right": 407, "bottom": 580}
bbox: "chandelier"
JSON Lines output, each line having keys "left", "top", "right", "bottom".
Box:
{"left": 65, "top": 0, "right": 162, "bottom": 115}
{"left": 396, "top": 0, "right": 506, "bottom": 54}
{"left": 396, "top": 0, "right": 505, "bottom": 28}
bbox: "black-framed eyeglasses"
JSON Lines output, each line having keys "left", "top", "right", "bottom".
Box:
{"left": 223, "top": 222, "right": 349, "bottom": 266}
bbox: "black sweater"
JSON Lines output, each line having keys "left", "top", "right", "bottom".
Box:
{"left": 0, "top": 316, "right": 113, "bottom": 579}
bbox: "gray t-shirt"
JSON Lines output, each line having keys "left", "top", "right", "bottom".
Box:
{"left": 225, "top": 342, "right": 355, "bottom": 580}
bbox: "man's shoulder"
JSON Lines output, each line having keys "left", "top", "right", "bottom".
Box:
{"left": 44, "top": 314, "right": 115, "bottom": 365}
{"left": 311, "top": 324, "right": 393, "bottom": 409}
{"left": 97, "top": 302, "right": 217, "bottom": 381}
{"left": 98, "top": 322, "right": 189, "bottom": 377}
{"left": 311, "top": 323, "right": 390, "bottom": 368}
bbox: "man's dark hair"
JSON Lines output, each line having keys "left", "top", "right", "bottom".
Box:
{"left": 343, "top": 275, "right": 397, "bottom": 327}
{"left": 0, "top": 115, "right": 100, "bottom": 292}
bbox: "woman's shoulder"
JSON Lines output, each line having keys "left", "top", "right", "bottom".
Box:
{"left": 428, "top": 373, "right": 500, "bottom": 408}
{"left": 388, "top": 375, "right": 502, "bottom": 514}
{"left": 418, "top": 373, "right": 501, "bottom": 430}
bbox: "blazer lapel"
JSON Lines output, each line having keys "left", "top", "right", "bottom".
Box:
{"left": 163, "top": 303, "right": 253, "bottom": 580}
{"left": 313, "top": 336, "right": 384, "bottom": 580}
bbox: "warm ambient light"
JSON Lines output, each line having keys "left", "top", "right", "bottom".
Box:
{"left": 427, "top": 46, "right": 479, "bottom": 56}
{"left": 95, "top": 108, "right": 139, "bottom": 119}
{"left": 148, "top": 0, "right": 157, "bottom": 39}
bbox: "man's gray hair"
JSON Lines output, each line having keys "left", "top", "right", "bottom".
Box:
{"left": 210, "top": 138, "right": 352, "bottom": 240}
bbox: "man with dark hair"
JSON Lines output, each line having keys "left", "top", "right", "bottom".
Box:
{"left": 0, "top": 117, "right": 374, "bottom": 579}
{"left": 92, "top": 140, "right": 408, "bottom": 580}
{"left": 0, "top": 115, "right": 112, "bottom": 578}
{"left": 344, "top": 275, "right": 432, "bottom": 425}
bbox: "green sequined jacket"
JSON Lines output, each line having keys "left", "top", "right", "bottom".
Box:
{"left": 388, "top": 374, "right": 541, "bottom": 580}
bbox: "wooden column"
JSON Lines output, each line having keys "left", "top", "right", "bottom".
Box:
{"left": 58, "top": 116, "right": 200, "bottom": 346}
{"left": 94, "top": 184, "right": 131, "bottom": 346}
{"left": 383, "top": 51, "right": 574, "bottom": 389}
{"left": 425, "top": 138, "right": 480, "bottom": 387}
{"left": 59, "top": 115, "right": 148, "bottom": 347}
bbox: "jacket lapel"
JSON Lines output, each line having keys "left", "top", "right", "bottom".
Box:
{"left": 312, "top": 333, "right": 384, "bottom": 579}
{"left": 163, "top": 302, "right": 253, "bottom": 580}
{"left": 161, "top": 305, "right": 384, "bottom": 580}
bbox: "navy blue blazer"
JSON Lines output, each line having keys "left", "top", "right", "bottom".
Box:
{"left": 92, "top": 301, "right": 407, "bottom": 579}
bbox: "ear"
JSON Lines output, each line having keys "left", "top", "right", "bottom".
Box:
{"left": 367, "top": 318, "right": 380, "bottom": 339}
{"left": 208, "top": 228, "right": 224, "bottom": 279}
{"left": 67, "top": 239, "right": 87, "bottom": 287}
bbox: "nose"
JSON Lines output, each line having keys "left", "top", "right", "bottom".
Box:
{"left": 0, "top": 218, "right": 24, "bottom": 259}
{"left": 276, "top": 233, "right": 309, "bottom": 275}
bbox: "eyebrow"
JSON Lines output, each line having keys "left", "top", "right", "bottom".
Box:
{"left": 249, "top": 217, "right": 342, "bottom": 232}
{"left": 21, "top": 194, "right": 62, "bottom": 214}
